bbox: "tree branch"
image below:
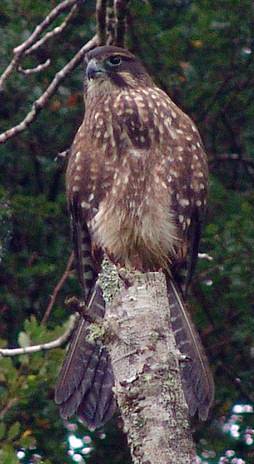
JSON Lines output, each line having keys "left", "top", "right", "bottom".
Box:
{"left": 18, "top": 58, "right": 51, "bottom": 75}
{"left": 114, "top": 0, "right": 130, "bottom": 47}
{"left": 41, "top": 252, "right": 74, "bottom": 325}
{"left": 0, "top": 398, "right": 19, "bottom": 420}
{"left": 209, "top": 153, "right": 254, "bottom": 170}
{"left": 96, "top": 0, "right": 108, "bottom": 45}
{"left": 198, "top": 252, "right": 213, "bottom": 261}
{"left": 24, "top": 4, "right": 78, "bottom": 56}
{"left": 0, "top": 0, "right": 80, "bottom": 90}
{"left": 106, "top": 1, "right": 116, "bottom": 45}
{"left": 0, "top": 315, "right": 77, "bottom": 357}
{"left": 99, "top": 264, "right": 197, "bottom": 464}
{"left": 0, "top": 36, "right": 97, "bottom": 144}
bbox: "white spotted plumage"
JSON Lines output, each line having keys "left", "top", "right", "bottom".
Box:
{"left": 58, "top": 46, "right": 213, "bottom": 430}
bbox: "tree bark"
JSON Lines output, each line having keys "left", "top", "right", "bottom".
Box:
{"left": 99, "top": 264, "right": 197, "bottom": 464}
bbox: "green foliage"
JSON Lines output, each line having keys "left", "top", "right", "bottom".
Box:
{"left": 0, "top": 0, "right": 253, "bottom": 463}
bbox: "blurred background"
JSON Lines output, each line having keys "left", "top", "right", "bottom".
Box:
{"left": 0, "top": 1, "right": 253, "bottom": 463}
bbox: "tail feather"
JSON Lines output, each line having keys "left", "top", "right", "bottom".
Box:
{"left": 56, "top": 201, "right": 116, "bottom": 428}
{"left": 55, "top": 318, "right": 92, "bottom": 407}
{"left": 77, "top": 350, "right": 115, "bottom": 428}
{"left": 55, "top": 286, "right": 116, "bottom": 428}
{"left": 167, "top": 278, "right": 214, "bottom": 420}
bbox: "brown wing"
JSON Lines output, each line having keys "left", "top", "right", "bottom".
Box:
{"left": 153, "top": 91, "right": 213, "bottom": 419}
{"left": 120, "top": 83, "right": 213, "bottom": 418}
{"left": 55, "top": 133, "right": 116, "bottom": 428}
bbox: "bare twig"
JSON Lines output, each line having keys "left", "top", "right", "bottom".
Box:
{"left": 0, "top": 398, "right": 18, "bottom": 419}
{"left": 209, "top": 153, "right": 254, "bottom": 170}
{"left": 0, "top": 0, "right": 79, "bottom": 90}
{"left": 114, "top": 0, "right": 130, "bottom": 47}
{"left": 24, "top": 5, "right": 78, "bottom": 56}
{"left": 54, "top": 148, "right": 70, "bottom": 163}
{"left": 0, "top": 36, "right": 97, "bottom": 144}
{"left": 197, "top": 73, "right": 233, "bottom": 123}
{"left": 0, "top": 315, "right": 77, "bottom": 357}
{"left": 41, "top": 252, "right": 74, "bottom": 325}
{"left": 106, "top": 3, "right": 116, "bottom": 45}
{"left": 210, "top": 152, "right": 254, "bottom": 184}
{"left": 18, "top": 59, "right": 51, "bottom": 75}
{"left": 193, "top": 265, "right": 221, "bottom": 284}
{"left": 198, "top": 253, "right": 214, "bottom": 261}
{"left": 96, "top": 0, "right": 108, "bottom": 45}
{"left": 14, "top": 0, "right": 79, "bottom": 55}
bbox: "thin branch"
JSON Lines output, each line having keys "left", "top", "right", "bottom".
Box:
{"left": 0, "top": 398, "right": 18, "bottom": 419}
{"left": 18, "top": 59, "right": 51, "bottom": 75}
{"left": 41, "top": 252, "right": 74, "bottom": 325}
{"left": 114, "top": 0, "right": 130, "bottom": 47}
{"left": 196, "top": 73, "right": 233, "bottom": 123}
{"left": 96, "top": 0, "right": 108, "bottom": 45}
{"left": 14, "top": 0, "right": 79, "bottom": 55}
{"left": 54, "top": 148, "right": 70, "bottom": 163}
{"left": 209, "top": 153, "right": 254, "bottom": 170}
{"left": 0, "top": 0, "right": 79, "bottom": 90}
{"left": 209, "top": 152, "right": 254, "bottom": 184}
{"left": 198, "top": 253, "right": 213, "bottom": 261}
{"left": 0, "top": 51, "right": 22, "bottom": 90}
{"left": 24, "top": 5, "right": 78, "bottom": 56}
{"left": 193, "top": 264, "right": 221, "bottom": 285}
{"left": 0, "top": 315, "right": 77, "bottom": 358}
{"left": 0, "top": 36, "right": 97, "bottom": 144}
{"left": 106, "top": 3, "right": 116, "bottom": 45}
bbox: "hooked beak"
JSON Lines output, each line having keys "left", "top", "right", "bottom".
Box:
{"left": 86, "top": 59, "right": 106, "bottom": 80}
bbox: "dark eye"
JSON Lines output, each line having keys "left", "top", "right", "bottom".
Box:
{"left": 107, "top": 55, "right": 122, "bottom": 67}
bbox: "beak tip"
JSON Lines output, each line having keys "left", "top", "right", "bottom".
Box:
{"left": 86, "top": 60, "right": 105, "bottom": 80}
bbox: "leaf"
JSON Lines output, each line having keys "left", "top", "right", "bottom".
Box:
{"left": 7, "top": 422, "right": 20, "bottom": 440}
{"left": 0, "top": 444, "right": 19, "bottom": 464}
{"left": 18, "top": 331, "right": 30, "bottom": 348}
{"left": 0, "top": 422, "right": 6, "bottom": 439}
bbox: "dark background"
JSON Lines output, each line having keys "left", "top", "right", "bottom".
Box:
{"left": 0, "top": 1, "right": 253, "bottom": 463}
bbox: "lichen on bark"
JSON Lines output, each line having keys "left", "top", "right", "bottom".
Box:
{"left": 99, "top": 261, "right": 197, "bottom": 464}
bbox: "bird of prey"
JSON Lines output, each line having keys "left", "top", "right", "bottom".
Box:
{"left": 55, "top": 45, "right": 214, "bottom": 429}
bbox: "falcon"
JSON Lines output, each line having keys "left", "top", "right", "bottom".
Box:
{"left": 55, "top": 45, "right": 214, "bottom": 428}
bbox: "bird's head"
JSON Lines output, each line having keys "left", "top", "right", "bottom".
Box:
{"left": 84, "top": 46, "right": 152, "bottom": 95}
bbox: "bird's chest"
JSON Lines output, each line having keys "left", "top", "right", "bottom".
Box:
{"left": 86, "top": 144, "right": 177, "bottom": 269}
